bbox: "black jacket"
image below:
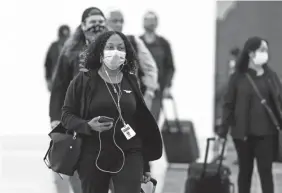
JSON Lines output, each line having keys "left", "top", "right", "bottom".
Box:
{"left": 61, "top": 70, "right": 163, "bottom": 171}
{"left": 49, "top": 43, "right": 86, "bottom": 122}
{"left": 220, "top": 66, "right": 282, "bottom": 139}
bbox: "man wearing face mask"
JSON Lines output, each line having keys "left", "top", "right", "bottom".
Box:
{"left": 106, "top": 9, "right": 158, "bottom": 110}
{"left": 140, "top": 11, "right": 175, "bottom": 122}
{"left": 49, "top": 7, "right": 107, "bottom": 193}
{"left": 44, "top": 25, "right": 70, "bottom": 92}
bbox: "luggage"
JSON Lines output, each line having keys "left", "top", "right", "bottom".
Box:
{"left": 141, "top": 178, "right": 157, "bottom": 193}
{"left": 161, "top": 95, "right": 200, "bottom": 163}
{"left": 185, "top": 137, "right": 234, "bottom": 193}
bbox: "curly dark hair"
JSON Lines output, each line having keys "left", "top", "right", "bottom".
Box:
{"left": 83, "top": 31, "right": 139, "bottom": 74}
{"left": 236, "top": 36, "right": 268, "bottom": 73}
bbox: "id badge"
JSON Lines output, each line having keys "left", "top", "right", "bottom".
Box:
{"left": 121, "top": 124, "right": 136, "bottom": 140}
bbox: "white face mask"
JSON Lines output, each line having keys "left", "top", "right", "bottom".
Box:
{"left": 253, "top": 52, "right": 269, "bottom": 66}
{"left": 103, "top": 50, "right": 126, "bottom": 70}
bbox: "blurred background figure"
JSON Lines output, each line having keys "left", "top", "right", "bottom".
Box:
{"left": 215, "top": 47, "right": 241, "bottom": 129}
{"left": 228, "top": 47, "right": 240, "bottom": 165}
{"left": 228, "top": 47, "right": 240, "bottom": 75}
{"left": 214, "top": 47, "right": 241, "bottom": 164}
{"left": 140, "top": 11, "right": 175, "bottom": 122}
{"left": 106, "top": 8, "right": 159, "bottom": 110}
{"left": 49, "top": 7, "right": 107, "bottom": 193}
{"left": 44, "top": 25, "right": 70, "bottom": 92}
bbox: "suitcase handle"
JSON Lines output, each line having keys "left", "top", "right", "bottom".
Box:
{"left": 201, "top": 137, "right": 227, "bottom": 178}
{"left": 140, "top": 178, "right": 157, "bottom": 193}
{"left": 161, "top": 95, "right": 183, "bottom": 133}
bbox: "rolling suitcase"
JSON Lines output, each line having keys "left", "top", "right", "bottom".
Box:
{"left": 185, "top": 137, "right": 234, "bottom": 193}
{"left": 161, "top": 95, "right": 200, "bottom": 163}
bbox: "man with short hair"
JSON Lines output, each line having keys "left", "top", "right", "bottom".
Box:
{"left": 44, "top": 25, "right": 70, "bottom": 91}
{"left": 140, "top": 11, "right": 175, "bottom": 122}
{"left": 106, "top": 9, "right": 159, "bottom": 110}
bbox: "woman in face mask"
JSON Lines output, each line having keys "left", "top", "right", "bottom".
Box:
{"left": 61, "top": 31, "right": 163, "bottom": 193}
{"left": 217, "top": 36, "right": 282, "bottom": 193}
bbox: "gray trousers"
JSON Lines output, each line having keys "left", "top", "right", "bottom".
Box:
{"left": 53, "top": 171, "right": 82, "bottom": 193}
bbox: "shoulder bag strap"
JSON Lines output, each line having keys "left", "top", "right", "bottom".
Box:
{"left": 246, "top": 73, "right": 280, "bottom": 130}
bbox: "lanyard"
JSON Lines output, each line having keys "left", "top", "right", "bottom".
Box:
{"left": 103, "top": 77, "right": 126, "bottom": 126}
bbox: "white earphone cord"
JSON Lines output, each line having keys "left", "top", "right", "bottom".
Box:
{"left": 95, "top": 67, "right": 125, "bottom": 174}
{"left": 104, "top": 66, "right": 126, "bottom": 125}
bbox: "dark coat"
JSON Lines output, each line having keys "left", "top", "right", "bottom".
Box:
{"left": 49, "top": 43, "right": 86, "bottom": 122}
{"left": 44, "top": 41, "right": 64, "bottom": 82}
{"left": 220, "top": 65, "right": 282, "bottom": 139}
{"left": 61, "top": 70, "right": 163, "bottom": 171}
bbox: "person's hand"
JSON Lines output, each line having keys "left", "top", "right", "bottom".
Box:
{"left": 51, "top": 120, "right": 60, "bottom": 129}
{"left": 216, "top": 135, "right": 226, "bottom": 143}
{"left": 142, "top": 172, "right": 151, "bottom": 184}
{"left": 87, "top": 116, "right": 113, "bottom": 132}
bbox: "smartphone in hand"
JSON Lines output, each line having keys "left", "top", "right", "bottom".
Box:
{"left": 98, "top": 116, "right": 114, "bottom": 123}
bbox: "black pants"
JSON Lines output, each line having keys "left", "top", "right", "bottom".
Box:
{"left": 77, "top": 150, "right": 144, "bottom": 193}
{"left": 233, "top": 135, "right": 275, "bottom": 193}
